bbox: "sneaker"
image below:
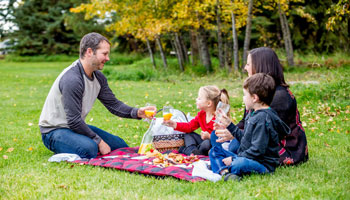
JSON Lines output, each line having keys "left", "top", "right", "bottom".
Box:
{"left": 224, "top": 173, "right": 242, "bottom": 182}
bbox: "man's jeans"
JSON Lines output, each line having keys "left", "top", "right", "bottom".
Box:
{"left": 42, "top": 125, "right": 128, "bottom": 158}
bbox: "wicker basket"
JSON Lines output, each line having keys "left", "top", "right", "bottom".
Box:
{"left": 152, "top": 134, "right": 184, "bottom": 152}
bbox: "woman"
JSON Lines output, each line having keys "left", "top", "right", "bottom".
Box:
{"left": 216, "top": 47, "right": 308, "bottom": 166}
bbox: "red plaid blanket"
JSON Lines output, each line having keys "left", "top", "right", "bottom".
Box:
{"left": 72, "top": 147, "right": 209, "bottom": 182}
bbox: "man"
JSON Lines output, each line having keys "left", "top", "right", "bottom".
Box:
{"left": 39, "top": 32, "right": 156, "bottom": 158}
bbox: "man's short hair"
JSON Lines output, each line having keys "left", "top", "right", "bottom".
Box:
{"left": 79, "top": 32, "right": 110, "bottom": 59}
{"left": 243, "top": 73, "right": 276, "bottom": 105}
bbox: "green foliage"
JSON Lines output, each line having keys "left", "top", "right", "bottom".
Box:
{"left": 105, "top": 53, "right": 145, "bottom": 66}
{"left": 6, "top": 0, "right": 108, "bottom": 55}
{"left": 0, "top": 61, "right": 349, "bottom": 199}
{"left": 3, "top": 54, "right": 77, "bottom": 62}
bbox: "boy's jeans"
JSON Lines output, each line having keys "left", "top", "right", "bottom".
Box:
{"left": 210, "top": 130, "right": 240, "bottom": 153}
{"left": 42, "top": 125, "right": 128, "bottom": 159}
{"left": 209, "top": 136, "right": 268, "bottom": 175}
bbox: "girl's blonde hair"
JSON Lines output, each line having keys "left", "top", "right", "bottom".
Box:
{"left": 199, "top": 85, "right": 230, "bottom": 115}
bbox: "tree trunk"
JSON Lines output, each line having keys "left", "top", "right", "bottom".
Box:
{"left": 197, "top": 28, "right": 212, "bottom": 73}
{"left": 242, "top": 0, "right": 253, "bottom": 68}
{"left": 146, "top": 38, "right": 156, "bottom": 69}
{"left": 278, "top": 3, "right": 294, "bottom": 66}
{"left": 190, "top": 30, "right": 199, "bottom": 65}
{"left": 156, "top": 35, "right": 168, "bottom": 69}
{"left": 224, "top": 34, "right": 232, "bottom": 72}
{"left": 216, "top": 0, "right": 225, "bottom": 69}
{"left": 171, "top": 36, "right": 184, "bottom": 71}
{"left": 174, "top": 33, "right": 186, "bottom": 69}
{"left": 231, "top": 7, "right": 239, "bottom": 71}
{"left": 178, "top": 34, "right": 189, "bottom": 63}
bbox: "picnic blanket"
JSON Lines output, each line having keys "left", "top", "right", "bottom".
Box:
{"left": 71, "top": 147, "right": 210, "bottom": 182}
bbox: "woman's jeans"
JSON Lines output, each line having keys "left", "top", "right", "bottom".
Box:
{"left": 42, "top": 125, "right": 128, "bottom": 158}
{"left": 209, "top": 131, "right": 267, "bottom": 175}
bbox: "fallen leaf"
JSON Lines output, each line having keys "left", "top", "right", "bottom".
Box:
{"left": 13, "top": 138, "right": 17, "bottom": 142}
{"left": 133, "top": 135, "right": 138, "bottom": 139}
{"left": 3, "top": 155, "right": 8, "bottom": 159}
{"left": 28, "top": 147, "right": 33, "bottom": 151}
{"left": 324, "top": 142, "right": 330, "bottom": 147}
{"left": 58, "top": 185, "right": 68, "bottom": 189}
{"left": 28, "top": 122, "right": 33, "bottom": 126}
{"left": 6, "top": 147, "right": 14, "bottom": 153}
{"left": 0, "top": 147, "right": 2, "bottom": 151}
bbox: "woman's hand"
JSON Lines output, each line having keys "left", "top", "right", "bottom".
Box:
{"left": 215, "top": 129, "right": 234, "bottom": 143}
{"left": 201, "top": 131, "right": 210, "bottom": 140}
{"left": 162, "top": 120, "right": 177, "bottom": 129}
{"left": 215, "top": 109, "right": 232, "bottom": 128}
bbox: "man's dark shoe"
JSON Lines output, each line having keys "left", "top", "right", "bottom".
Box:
{"left": 224, "top": 173, "right": 242, "bottom": 182}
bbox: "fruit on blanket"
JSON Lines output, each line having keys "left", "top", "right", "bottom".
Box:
{"left": 145, "top": 149, "right": 160, "bottom": 157}
{"left": 151, "top": 152, "right": 199, "bottom": 166}
{"left": 139, "top": 143, "right": 152, "bottom": 154}
{"left": 163, "top": 113, "right": 173, "bottom": 120}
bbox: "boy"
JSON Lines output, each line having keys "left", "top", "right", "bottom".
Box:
{"left": 209, "top": 73, "right": 290, "bottom": 181}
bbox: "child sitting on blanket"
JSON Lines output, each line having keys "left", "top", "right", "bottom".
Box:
{"left": 209, "top": 73, "right": 290, "bottom": 181}
{"left": 163, "top": 85, "right": 229, "bottom": 156}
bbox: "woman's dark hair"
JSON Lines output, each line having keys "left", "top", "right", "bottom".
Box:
{"left": 249, "top": 47, "right": 289, "bottom": 87}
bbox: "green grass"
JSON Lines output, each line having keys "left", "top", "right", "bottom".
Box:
{"left": 0, "top": 60, "right": 349, "bottom": 199}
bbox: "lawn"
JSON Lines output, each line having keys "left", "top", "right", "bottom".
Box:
{"left": 0, "top": 60, "right": 349, "bottom": 199}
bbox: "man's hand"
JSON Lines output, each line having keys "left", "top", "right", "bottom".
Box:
{"left": 98, "top": 139, "right": 111, "bottom": 155}
{"left": 222, "top": 156, "right": 233, "bottom": 166}
{"left": 201, "top": 131, "right": 210, "bottom": 140}
{"left": 137, "top": 106, "right": 157, "bottom": 119}
{"left": 215, "top": 129, "right": 234, "bottom": 143}
{"left": 162, "top": 119, "right": 177, "bottom": 129}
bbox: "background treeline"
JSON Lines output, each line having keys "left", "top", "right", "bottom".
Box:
{"left": 0, "top": 0, "right": 349, "bottom": 72}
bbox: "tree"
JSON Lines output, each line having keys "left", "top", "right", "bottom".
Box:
{"left": 278, "top": 3, "right": 294, "bottom": 66}
{"left": 326, "top": 0, "right": 350, "bottom": 52}
{"left": 216, "top": 0, "right": 225, "bottom": 69}
{"left": 7, "top": 0, "right": 107, "bottom": 55}
{"left": 242, "top": 0, "right": 253, "bottom": 68}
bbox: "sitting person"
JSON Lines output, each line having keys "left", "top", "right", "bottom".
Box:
{"left": 163, "top": 85, "right": 229, "bottom": 155}
{"left": 209, "top": 73, "right": 290, "bottom": 181}
{"left": 238, "top": 47, "right": 308, "bottom": 165}
{"left": 39, "top": 32, "right": 156, "bottom": 159}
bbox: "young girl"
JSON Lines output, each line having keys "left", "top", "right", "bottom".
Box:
{"left": 163, "top": 85, "right": 230, "bottom": 156}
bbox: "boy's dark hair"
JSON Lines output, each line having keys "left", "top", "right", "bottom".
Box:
{"left": 243, "top": 73, "right": 276, "bottom": 105}
{"left": 80, "top": 32, "right": 110, "bottom": 59}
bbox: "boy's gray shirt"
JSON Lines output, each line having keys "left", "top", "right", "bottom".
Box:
{"left": 39, "top": 60, "right": 139, "bottom": 144}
